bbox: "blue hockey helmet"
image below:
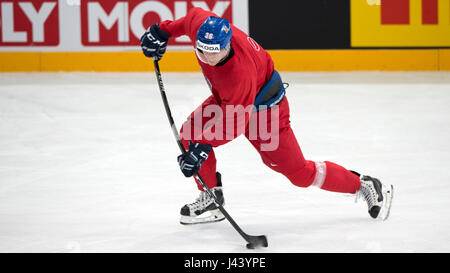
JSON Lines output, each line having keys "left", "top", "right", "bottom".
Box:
{"left": 196, "top": 16, "right": 232, "bottom": 53}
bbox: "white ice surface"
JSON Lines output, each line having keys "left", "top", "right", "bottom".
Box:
{"left": 1, "top": 71, "right": 450, "bottom": 253}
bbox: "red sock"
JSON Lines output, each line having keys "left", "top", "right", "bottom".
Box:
{"left": 316, "top": 161, "right": 361, "bottom": 194}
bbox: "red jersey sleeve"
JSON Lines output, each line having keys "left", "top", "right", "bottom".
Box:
{"left": 159, "top": 8, "right": 216, "bottom": 43}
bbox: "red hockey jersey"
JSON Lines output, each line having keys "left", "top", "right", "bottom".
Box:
{"left": 159, "top": 7, "right": 274, "bottom": 147}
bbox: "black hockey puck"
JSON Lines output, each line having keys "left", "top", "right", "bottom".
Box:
{"left": 246, "top": 243, "right": 256, "bottom": 249}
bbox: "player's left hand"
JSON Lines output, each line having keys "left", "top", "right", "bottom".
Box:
{"left": 177, "top": 142, "right": 212, "bottom": 177}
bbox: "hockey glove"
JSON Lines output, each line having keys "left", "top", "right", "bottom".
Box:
{"left": 177, "top": 142, "right": 212, "bottom": 177}
{"left": 140, "top": 23, "right": 170, "bottom": 60}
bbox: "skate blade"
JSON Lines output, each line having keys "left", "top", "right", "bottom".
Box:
{"left": 180, "top": 210, "right": 225, "bottom": 225}
{"left": 378, "top": 184, "right": 394, "bottom": 221}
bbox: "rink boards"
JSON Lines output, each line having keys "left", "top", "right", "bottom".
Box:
{"left": 1, "top": 0, "right": 450, "bottom": 71}
{"left": 1, "top": 49, "right": 450, "bottom": 72}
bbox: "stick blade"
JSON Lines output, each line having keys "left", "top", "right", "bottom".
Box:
{"left": 246, "top": 235, "right": 268, "bottom": 249}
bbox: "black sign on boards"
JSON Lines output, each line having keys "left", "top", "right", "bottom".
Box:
{"left": 249, "top": 0, "right": 351, "bottom": 49}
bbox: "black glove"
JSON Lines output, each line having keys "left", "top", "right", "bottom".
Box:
{"left": 140, "top": 23, "right": 170, "bottom": 60}
{"left": 177, "top": 142, "right": 212, "bottom": 177}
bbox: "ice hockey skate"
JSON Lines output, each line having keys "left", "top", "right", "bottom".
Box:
{"left": 180, "top": 172, "right": 225, "bottom": 225}
{"left": 356, "top": 175, "right": 393, "bottom": 221}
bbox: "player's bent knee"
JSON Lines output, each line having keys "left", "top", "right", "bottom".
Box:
{"left": 283, "top": 161, "right": 317, "bottom": 188}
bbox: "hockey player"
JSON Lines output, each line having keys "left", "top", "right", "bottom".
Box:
{"left": 140, "top": 7, "right": 393, "bottom": 225}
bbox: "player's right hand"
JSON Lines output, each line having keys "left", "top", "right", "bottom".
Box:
{"left": 140, "top": 23, "right": 170, "bottom": 60}
{"left": 177, "top": 142, "right": 212, "bottom": 177}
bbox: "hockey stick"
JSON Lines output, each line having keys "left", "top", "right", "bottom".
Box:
{"left": 152, "top": 57, "right": 268, "bottom": 249}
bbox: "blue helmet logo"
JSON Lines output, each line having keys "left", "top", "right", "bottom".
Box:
{"left": 196, "top": 16, "right": 232, "bottom": 53}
